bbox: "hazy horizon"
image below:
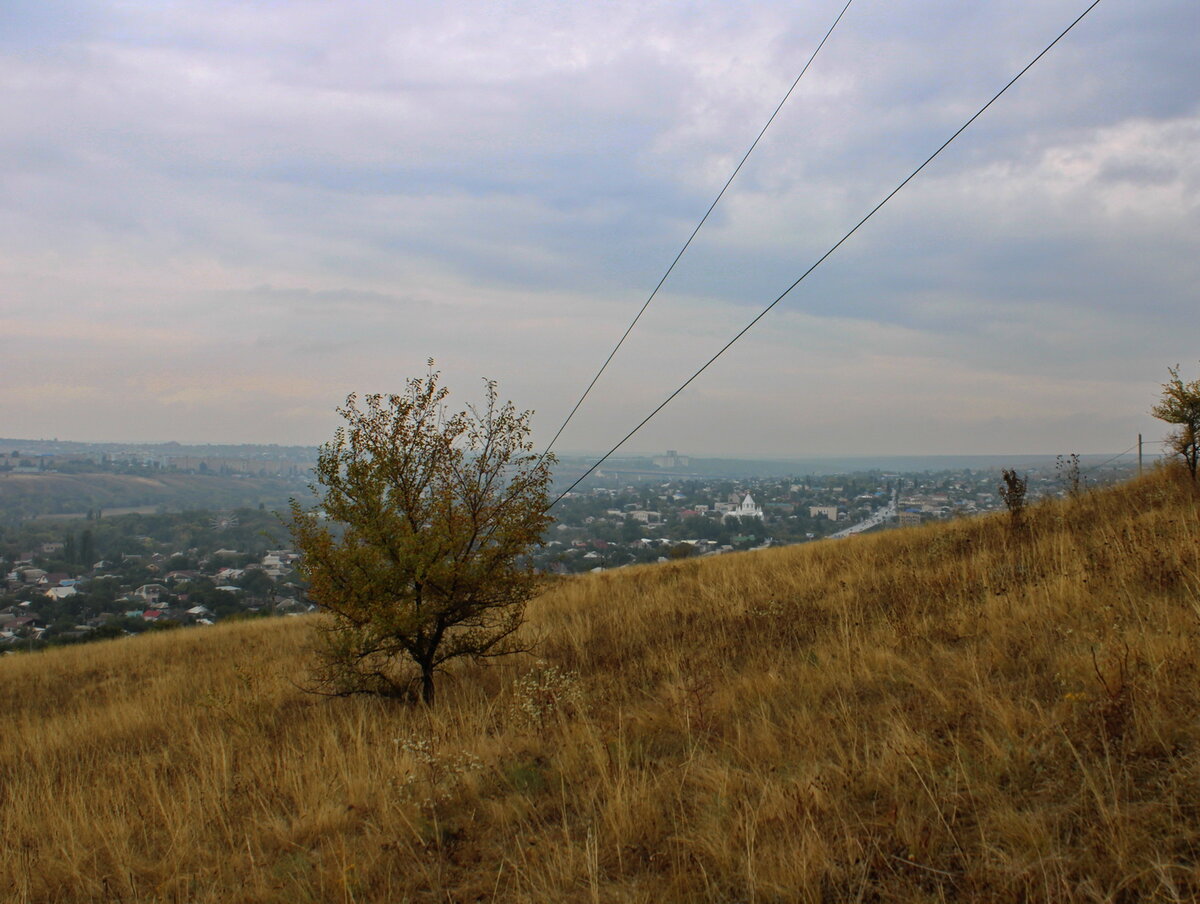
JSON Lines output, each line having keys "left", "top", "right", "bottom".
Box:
{"left": 0, "top": 434, "right": 1153, "bottom": 471}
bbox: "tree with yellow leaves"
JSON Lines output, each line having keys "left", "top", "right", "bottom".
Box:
{"left": 290, "top": 366, "right": 554, "bottom": 704}
{"left": 1152, "top": 364, "right": 1200, "bottom": 480}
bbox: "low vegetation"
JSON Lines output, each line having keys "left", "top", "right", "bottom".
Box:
{"left": 3, "top": 466, "right": 1199, "bottom": 902}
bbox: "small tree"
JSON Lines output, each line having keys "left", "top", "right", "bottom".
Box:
{"left": 1056, "top": 453, "right": 1085, "bottom": 497}
{"left": 289, "top": 367, "right": 554, "bottom": 704}
{"left": 1151, "top": 364, "right": 1200, "bottom": 480}
{"left": 998, "top": 469, "right": 1027, "bottom": 529}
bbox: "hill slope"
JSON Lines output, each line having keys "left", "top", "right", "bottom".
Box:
{"left": 0, "top": 471, "right": 304, "bottom": 523}
{"left": 3, "top": 469, "right": 1199, "bottom": 902}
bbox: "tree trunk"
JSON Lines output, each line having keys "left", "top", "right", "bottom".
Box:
{"left": 420, "top": 664, "right": 435, "bottom": 705}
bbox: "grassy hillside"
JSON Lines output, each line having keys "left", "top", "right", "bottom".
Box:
{"left": 3, "top": 468, "right": 1199, "bottom": 902}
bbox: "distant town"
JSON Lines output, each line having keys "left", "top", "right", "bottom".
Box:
{"left": 0, "top": 438, "right": 1139, "bottom": 650}
{"left": 536, "top": 450, "right": 1135, "bottom": 573}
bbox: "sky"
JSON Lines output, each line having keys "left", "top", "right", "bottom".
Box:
{"left": 1, "top": 0, "right": 1196, "bottom": 457}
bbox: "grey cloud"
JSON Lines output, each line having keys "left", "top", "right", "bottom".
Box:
{"left": 1, "top": 0, "right": 1195, "bottom": 452}
{"left": 231, "top": 285, "right": 427, "bottom": 313}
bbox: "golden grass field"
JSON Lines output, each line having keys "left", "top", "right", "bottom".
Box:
{"left": 3, "top": 467, "right": 1199, "bottom": 902}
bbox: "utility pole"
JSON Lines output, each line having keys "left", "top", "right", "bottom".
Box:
{"left": 1138, "top": 434, "right": 1143, "bottom": 477}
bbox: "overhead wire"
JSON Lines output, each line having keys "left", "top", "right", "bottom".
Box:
{"left": 538, "top": 0, "right": 857, "bottom": 463}
{"left": 548, "top": 0, "right": 1105, "bottom": 509}
{"left": 1079, "top": 444, "right": 1138, "bottom": 475}
{"left": 1076, "top": 438, "right": 1175, "bottom": 478}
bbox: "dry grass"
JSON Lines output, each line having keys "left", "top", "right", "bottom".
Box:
{"left": 4, "top": 467, "right": 1200, "bottom": 902}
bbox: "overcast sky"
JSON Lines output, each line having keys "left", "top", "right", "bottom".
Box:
{"left": 2, "top": 0, "right": 1196, "bottom": 456}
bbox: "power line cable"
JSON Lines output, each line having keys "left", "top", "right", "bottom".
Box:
{"left": 1080, "top": 444, "right": 1138, "bottom": 475}
{"left": 539, "top": 0, "right": 857, "bottom": 462}
{"left": 549, "top": 0, "right": 1104, "bottom": 509}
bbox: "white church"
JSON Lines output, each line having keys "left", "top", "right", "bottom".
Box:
{"left": 736, "top": 493, "right": 764, "bottom": 520}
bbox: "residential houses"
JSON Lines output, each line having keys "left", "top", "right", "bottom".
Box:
{"left": 0, "top": 541, "right": 314, "bottom": 651}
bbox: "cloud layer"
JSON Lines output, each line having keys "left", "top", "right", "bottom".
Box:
{"left": 1, "top": 0, "right": 1196, "bottom": 455}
